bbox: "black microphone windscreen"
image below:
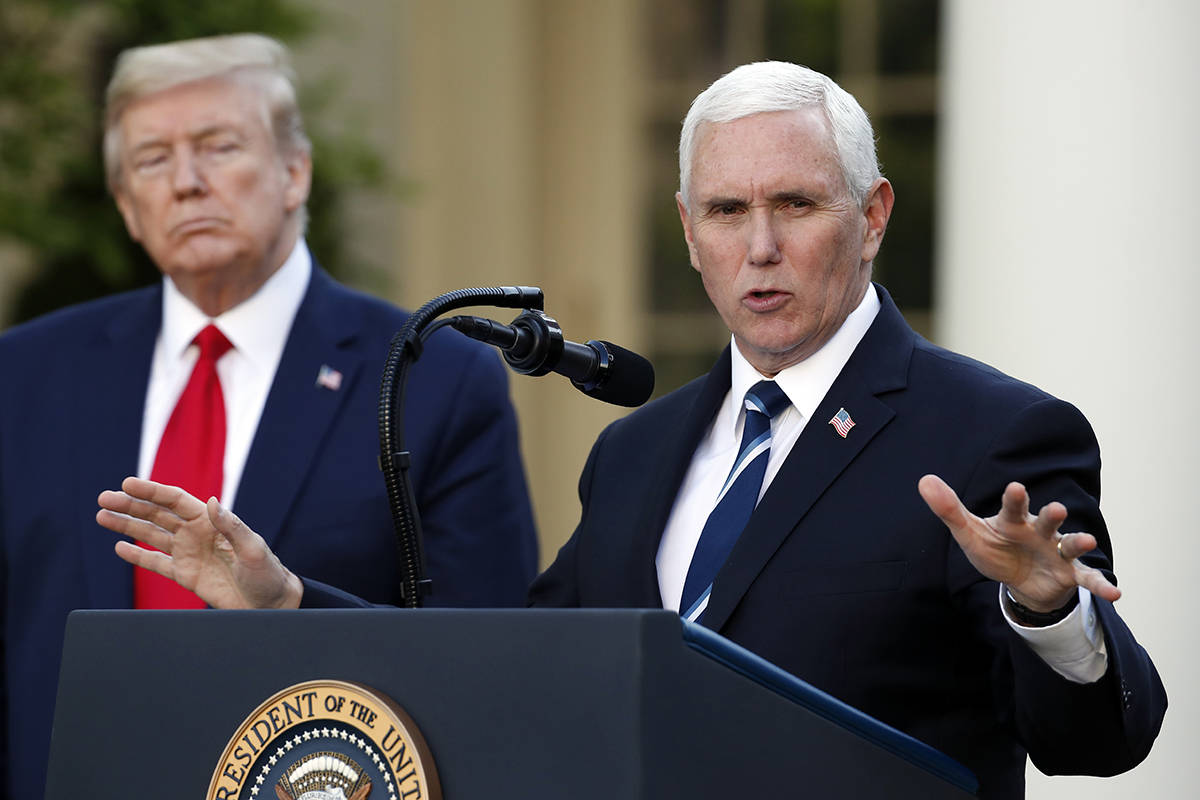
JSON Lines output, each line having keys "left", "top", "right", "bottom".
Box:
{"left": 579, "top": 341, "right": 655, "bottom": 407}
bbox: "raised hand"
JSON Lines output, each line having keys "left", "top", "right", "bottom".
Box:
{"left": 97, "top": 477, "right": 303, "bottom": 609}
{"left": 918, "top": 474, "right": 1120, "bottom": 612}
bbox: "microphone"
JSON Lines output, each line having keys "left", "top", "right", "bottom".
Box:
{"left": 450, "top": 311, "right": 655, "bottom": 407}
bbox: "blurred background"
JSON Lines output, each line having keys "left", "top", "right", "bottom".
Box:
{"left": 0, "top": 1, "right": 1195, "bottom": 795}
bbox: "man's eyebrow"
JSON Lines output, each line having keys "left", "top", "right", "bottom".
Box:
{"left": 127, "top": 124, "right": 241, "bottom": 153}
{"left": 192, "top": 123, "right": 243, "bottom": 140}
{"left": 127, "top": 136, "right": 170, "bottom": 154}
{"left": 700, "top": 195, "right": 747, "bottom": 209}
{"left": 767, "top": 190, "right": 812, "bottom": 203}
{"left": 699, "top": 189, "right": 816, "bottom": 208}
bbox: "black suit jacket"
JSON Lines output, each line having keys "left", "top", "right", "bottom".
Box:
{"left": 529, "top": 285, "right": 1165, "bottom": 798}
{"left": 0, "top": 265, "right": 538, "bottom": 797}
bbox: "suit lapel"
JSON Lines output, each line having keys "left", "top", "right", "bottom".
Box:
{"left": 700, "top": 285, "right": 915, "bottom": 631}
{"left": 77, "top": 288, "right": 161, "bottom": 608}
{"left": 628, "top": 348, "right": 733, "bottom": 604}
{"left": 233, "top": 268, "right": 364, "bottom": 547}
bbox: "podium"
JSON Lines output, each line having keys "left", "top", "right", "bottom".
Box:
{"left": 46, "top": 608, "right": 977, "bottom": 798}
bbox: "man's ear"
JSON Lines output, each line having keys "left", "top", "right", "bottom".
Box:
{"left": 676, "top": 192, "right": 701, "bottom": 273}
{"left": 282, "top": 150, "right": 313, "bottom": 212}
{"left": 113, "top": 186, "right": 143, "bottom": 243}
{"left": 860, "top": 178, "right": 894, "bottom": 264}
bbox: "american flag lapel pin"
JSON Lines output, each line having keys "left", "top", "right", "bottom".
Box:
{"left": 829, "top": 407, "right": 855, "bottom": 438}
{"left": 316, "top": 364, "right": 343, "bottom": 391}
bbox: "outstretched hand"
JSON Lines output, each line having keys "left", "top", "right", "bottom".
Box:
{"left": 97, "top": 477, "right": 303, "bottom": 609}
{"left": 918, "top": 474, "right": 1120, "bottom": 612}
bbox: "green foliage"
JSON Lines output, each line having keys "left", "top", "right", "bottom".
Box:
{"left": 0, "top": 0, "right": 386, "bottom": 325}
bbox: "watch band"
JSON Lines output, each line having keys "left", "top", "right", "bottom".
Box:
{"left": 1004, "top": 587, "right": 1080, "bottom": 627}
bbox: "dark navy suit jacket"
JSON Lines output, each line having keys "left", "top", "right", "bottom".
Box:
{"left": 0, "top": 266, "right": 538, "bottom": 797}
{"left": 529, "top": 285, "right": 1165, "bottom": 798}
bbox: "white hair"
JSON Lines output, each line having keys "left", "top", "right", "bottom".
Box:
{"left": 103, "top": 33, "right": 311, "bottom": 192}
{"left": 678, "top": 61, "right": 880, "bottom": 209}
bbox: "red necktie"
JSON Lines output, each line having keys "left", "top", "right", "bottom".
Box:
{"left": 134, "top": 324, "right": 233, "bottom": 609}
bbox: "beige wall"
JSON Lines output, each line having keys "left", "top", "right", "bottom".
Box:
{"left": 297, "top": 0, "right": 646, "bottom": 566}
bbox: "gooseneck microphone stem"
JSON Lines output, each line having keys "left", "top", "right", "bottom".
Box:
{"left": 378, "top": 286, "right": 543, "bottom": 607}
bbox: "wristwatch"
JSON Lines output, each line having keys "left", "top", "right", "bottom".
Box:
{"left": 1004, "top": 587, "right": 1080, "bottom": 627}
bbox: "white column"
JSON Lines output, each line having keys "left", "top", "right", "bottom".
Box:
{"left": 939, "top": 2, "right": 1199, "bottom": 797}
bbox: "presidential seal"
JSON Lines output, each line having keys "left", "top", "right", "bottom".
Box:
{"left": 207, "top": 680, "right": 441, "bottom": 800}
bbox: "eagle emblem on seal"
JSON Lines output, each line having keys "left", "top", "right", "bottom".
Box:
{"left": 273, "top": 752, "right": 371, "bottom": 800}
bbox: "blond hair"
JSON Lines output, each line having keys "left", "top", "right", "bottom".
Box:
{"left": 103, "top": 33, "right": 311, "bottom": 191}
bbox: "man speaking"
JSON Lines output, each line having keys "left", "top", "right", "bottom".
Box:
{"left": 97, "top": 61, "right": 1166, "bottom": 798}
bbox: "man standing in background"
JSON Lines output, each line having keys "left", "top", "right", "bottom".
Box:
{"left": 0, "top": 33, "right": 538, "bottom": 797}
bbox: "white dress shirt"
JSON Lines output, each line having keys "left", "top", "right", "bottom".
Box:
{"left": 137, "top": 239, "right": 312, "bottom": 510}
{"left": 655, "top": 284, "right": 1106, "bottom": 683}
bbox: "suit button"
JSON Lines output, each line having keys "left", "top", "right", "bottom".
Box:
{"left": 1121, "top": 678, "right": 1134, "bottom": 710}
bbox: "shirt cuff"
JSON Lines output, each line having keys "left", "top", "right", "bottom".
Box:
{"left": 999, "top": 584, "right": 1108, "bottom": 683}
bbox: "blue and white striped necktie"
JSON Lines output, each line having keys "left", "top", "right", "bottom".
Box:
{"left": 680, "top": 379, "right": 791, "bottom": 623}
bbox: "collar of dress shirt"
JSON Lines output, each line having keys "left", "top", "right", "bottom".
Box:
{"left": 723, "top": 282, "right": 881, "bottom": 434}
{"left": 159, "top": 238, "right": 312, "bottom": 366}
